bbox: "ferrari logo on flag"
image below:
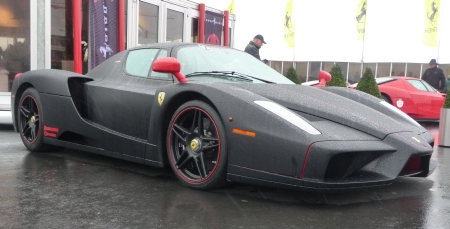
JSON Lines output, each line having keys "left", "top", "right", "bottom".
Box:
{"left": 356, "top": 0, "right": 367, "bottom": 41}
{"left": 228, "top": 0, "right": 235, "bottom": 14}
{"left": 158, "top": 92, "right": 165, "bottom": 106}
{"left": 284, "top": 0, "right": 295, "bottom": 48}
{"left": 423, "top": 0, "right": 440, "bottom": 47}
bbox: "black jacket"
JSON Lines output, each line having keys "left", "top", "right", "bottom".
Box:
{"left": 422, "top": 67, "right": 446, "bottom": 91}
{"left": 244, "top": 41, "right": 261, "bottom": 60}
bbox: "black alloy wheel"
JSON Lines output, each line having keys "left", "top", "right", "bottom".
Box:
{"left": 167, "top": 100, "right": 228, "bottom": 190}
{"left": 18, "top": 88, "right": 52, "bottom": 152}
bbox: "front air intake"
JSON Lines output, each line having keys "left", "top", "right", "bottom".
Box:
{"left": 324, "top": 151, "right": 385, "bottom": 181}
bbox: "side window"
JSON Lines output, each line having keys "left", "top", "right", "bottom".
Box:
{"left": 150, "top": 49, "right": 170, "bottom": 78}
{"left": 125, "top": 49, "right": 160, "bottom": 77}
{"left": 407, "top": 80, "right": 427, "bottom": 91}
{"left": 422, "top": 80, "right": 438, "bottom": 92}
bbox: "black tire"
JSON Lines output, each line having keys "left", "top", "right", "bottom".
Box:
{"left": 18, "top": 88, "right": 61, "bottom": 152}
{"left": 381, "top": 94, "right": 392, "bottom": 104}
{"left": 167, "top": 100, "right": 228, "bottom": 190}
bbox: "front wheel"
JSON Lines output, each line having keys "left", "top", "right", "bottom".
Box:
{"left": 167, "top": 100, "right": 228, "bottom": 190}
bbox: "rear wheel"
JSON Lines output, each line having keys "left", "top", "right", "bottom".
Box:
{"left": 381, "top": 94, "right": 392, "bottom": 104}
{"left": 18, "top": 88, "right": 60, "bottom": 152}
{"left": 167, "top": 100, "right": 228, "bottom": 190}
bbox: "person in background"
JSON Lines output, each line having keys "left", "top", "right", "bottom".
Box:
{"left": 244, "top": 34, "right": 267, "bottom": 62}
{"left": 422, "top": 59, "right": 446, "bottom": 92}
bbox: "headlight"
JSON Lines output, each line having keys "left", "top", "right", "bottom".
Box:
{"left": 380, "top": 100, "right": 421, "bottom": 127}
{"left": 254, "top": 100, "right": 321, "bottom": 135}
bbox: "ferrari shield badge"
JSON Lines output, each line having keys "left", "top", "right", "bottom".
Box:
{"left": 158, "top": 92, "right": 165, "bottom": 106}
{"left": 396, "top": 99, "right": 404, "bottom": 108}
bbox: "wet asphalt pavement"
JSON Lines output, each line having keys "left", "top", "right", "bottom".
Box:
{"left": 1, "top": 123, "right": 449, "bottom": 229}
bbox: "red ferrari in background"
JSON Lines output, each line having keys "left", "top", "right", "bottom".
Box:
{"left": 349, "top": 77, "right": 445, "bottom": 121}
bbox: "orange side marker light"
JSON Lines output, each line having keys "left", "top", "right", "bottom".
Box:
{"left": 232, "top": 128, "right": 256, "bottom": 137}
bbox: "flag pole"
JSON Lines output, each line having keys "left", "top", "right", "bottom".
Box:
{"left": 437, "top": 0, "right": 443, "bottom": 63}
{"left": 293, "top": 0, "right": 295, "bottom": 67}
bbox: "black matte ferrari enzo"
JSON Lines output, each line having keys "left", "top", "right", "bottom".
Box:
{"left": 11, "top": 43, "right": 436, "bottom": 191}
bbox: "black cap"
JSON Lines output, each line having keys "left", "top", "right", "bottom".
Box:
{"left": 254, "top": 34, "right": 266, "bottom": 44}
{"left": 430, "top": 59, "right": 438, "bottom": 65}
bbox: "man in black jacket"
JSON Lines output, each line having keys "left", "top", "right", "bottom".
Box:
{"left": 422, "top": 59, "right": 446, "bottom": 92}
{"left": 244, "top": 34, "right": 266, "bottom": 60}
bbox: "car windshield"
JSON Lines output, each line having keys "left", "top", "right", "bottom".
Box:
{"left": 175, "top": 45, "right": 294, "bottom": 84}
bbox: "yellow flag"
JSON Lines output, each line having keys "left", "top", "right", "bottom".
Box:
{"left": 356, "top": 0, "right": 367, "bottom": 41}
{"left": 284, "top": 0, "right": 295, "bottom": 48}
{"left": 228, "top": 0, "right": 235, "bottom": 14}
{"left": 423, "top": 0, "right": 440, "bottom": 47}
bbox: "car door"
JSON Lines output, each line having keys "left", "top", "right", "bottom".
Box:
{"left": 85, "top": 48, "right": 172, "bottom": 158}
{"left": 378, "top": 79, "right": 417, "bottom": 116}
{"left": 406, "top": 79, "right": 444, "bottom": 119}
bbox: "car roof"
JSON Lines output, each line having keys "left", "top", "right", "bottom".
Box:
{"left": 389, "top": 76, "right": 422, "bottom": 80}
{"left": 128, "top": 42, "right": 231, "bottom": 51}
{"left": 375, "top": 76, "right": 426, "bottom": 84}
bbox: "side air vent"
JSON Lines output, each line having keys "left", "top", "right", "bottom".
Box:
{"left": 57, "top": 131, "right": 87, "bottom": 145}
{"left": 68, "top": 78, "right": 92, "bottom": 119}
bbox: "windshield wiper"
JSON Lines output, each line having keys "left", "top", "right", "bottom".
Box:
{"left": 185, "top": 71, "right": 275, "bottom": 84}
{"left": 185, "top": 71, "right": 252, "bottom": 82}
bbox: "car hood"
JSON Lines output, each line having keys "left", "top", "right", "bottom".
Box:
{"left": 231, "top": 83, "right": 421, "bottom": 139}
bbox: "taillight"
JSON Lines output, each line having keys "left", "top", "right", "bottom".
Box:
{"left": 14, "top": 73, "right": 22, "bottom": 79}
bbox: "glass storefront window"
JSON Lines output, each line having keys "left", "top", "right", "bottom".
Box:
{"left": 283, "top": 61, "right": 293, "bottom": 75}
{"left": 139, "top": 2, "right": 158, "bottom": 45}
{"left": 82, "top": 0, "right": 89, "bottom": 74}
{"left": 308, "top": 62, "right": 321, "bottom": 81}
{"left": 0, "top": 1, "right": 30, "bottom": 92}
{"left": 50, "top": 0, "right": 90, "bottom": 74}
{"left": 439, "top": 64, "right": 450, "bottom": 79}
{"left": 377, "top": 63, "right": 391, "bottom": 77}
{"left": 322, "top": 62, "right": 334, "bottom": 73}
{"left": 191, "top": 18, "right": 198, "bottom": 43}
{"left": 348, "top": 63, "right": 362, "bottom": 84}
{"left": 392, "top": 63, "right": 406, "bottom": 76}
{"left": 363, "top": 63, "right": 376, "bottom": 77}
{"left": 124, "top": 1, "right": 128, "bottom": 48}
{"left": 420, "top": 63, "right": 428, "bottom": 78}
{"left": 270, "top": 61, "right": 282, "bottom": 74}
{"left": 166, "top": 9, "right": 183, "bottom": 42}
{"left": 296, "top": 62, "right": 308, "bottom": 83}
{"left": 406, "top": 63, "right": 421, "bottom": 78}
{"left": 228, "top": 28, "right": 232, "bottom": 47}
{"left": 337, "top": 62, "right": 349, "bottom": 82}
{"left": 51, "top": 0, "right": 74, "bottom": 71}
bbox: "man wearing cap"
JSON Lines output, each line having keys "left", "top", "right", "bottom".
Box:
{"left": 422, "top": 59, "right": 446, "bottom": 92}
{"left": 244, "top": 34, "right": 266, "bottom": 61}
